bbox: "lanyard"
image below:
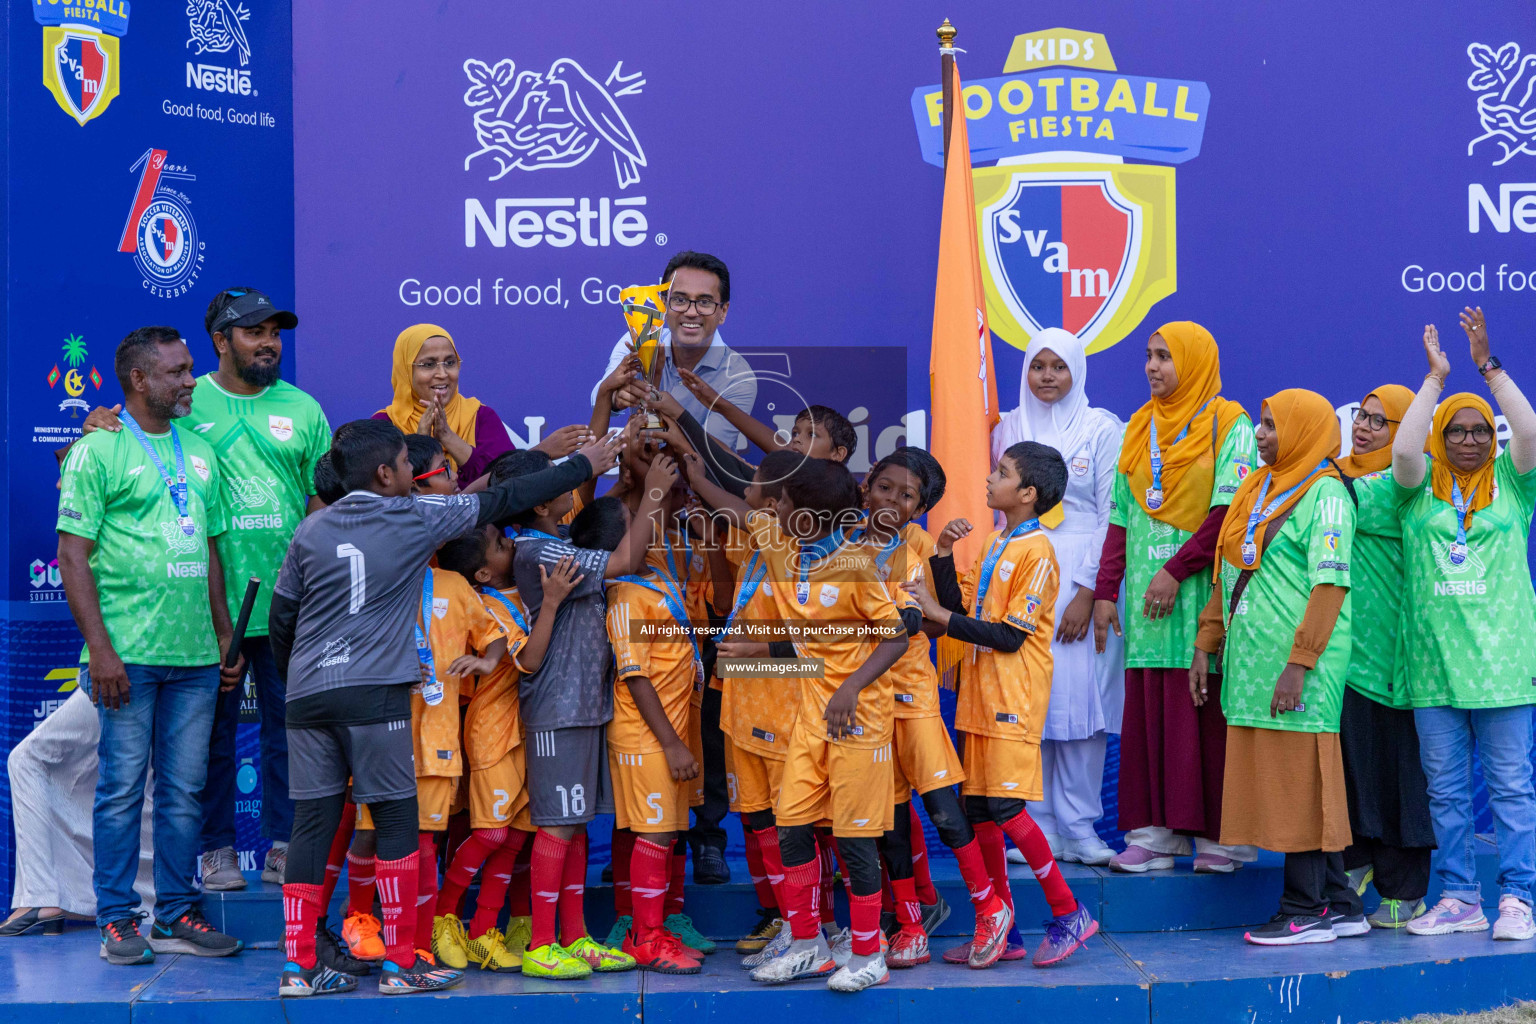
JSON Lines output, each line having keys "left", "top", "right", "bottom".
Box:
{"left": 1146, "top": 399, "right": 1211, "bottom": 509}
{"left": 479, "top": 586, "right": 529, "bottom": 635}
{"left": 975, "top": 519, "right": 1039, "bottom": 618}
{"left": 120, "top": 411, "right": 195, "bottom": 536}
{"left": 618, "top": 572, "right": 704, "bottom": 686}
{"left": 1240, "top": 460, "right": 1330, "bottom": 566}
{"left": 519, "top": 528, "right": 561, "bottom": 542}
{"left": 795, "top": 528, "right": 847, "bottom": 605}
{"left": 1449, "top": 477, "right": 1476, "bottom": 565}
{"left": 664, "top": 529, "right": 691, "bottom": 598}
{"left": 415, "top": 571, "right": 443, "bottom": 705}
{"left": 852, "top": 527, "right": 904, "bottom": 580}
{"left": 716, "top": 551, "right": 768, "bottom": 642}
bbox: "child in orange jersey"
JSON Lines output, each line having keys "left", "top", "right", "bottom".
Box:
{"left": 907, "top": 441, "right": 1098, "bottom": 968}
{"left": 431, "top": 523, "right": 583, "bottom": 971}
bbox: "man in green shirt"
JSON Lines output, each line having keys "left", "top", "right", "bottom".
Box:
{"left": 76, "top": 288, "right": 331, "bottom": 892}
{"left": 58, "top": 326, "right": 246, "bottom": 965}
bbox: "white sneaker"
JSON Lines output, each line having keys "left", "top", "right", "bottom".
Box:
{"left": 1407, "top": 896, "right": 1489, "bottom": 936}
{"left": 827, "top": 953, "right": 889, "bottom": 992}
{"left": 828, "top": 926, "right": 852, "bottom": 967}
{"left": 751, "top": 943, "right": 836, "bottom": 984}
{"left": 1005, "top": 847, "right": 1026, "bottom": 865}
{"left": 1493, "top": 896, "right": 1536, "bottom": 941}
{"left": 741, "top": 924, "right": 793, "bottom": 970}
{"left": 1061, "top": 836, "right": 1115, "bottom": 866}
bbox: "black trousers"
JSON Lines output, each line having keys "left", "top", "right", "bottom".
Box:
{"left": 688, "top": 679, "right": 728, "bottom": 854}
{"left": 1344, "top": 838, "right": 1432, "bottom": 902}
{"left": 1281, "top": 850, "right": 1363, "bottom": 918}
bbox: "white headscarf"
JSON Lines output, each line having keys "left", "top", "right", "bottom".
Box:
{"left": 991, "top": 327, "right": 1105, "bottom": 464}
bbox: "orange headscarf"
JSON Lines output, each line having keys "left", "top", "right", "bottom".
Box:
{"left": 1217, "top": 389, "right": 1342, "bottom": 571}
{"left": 378, "top": 324, "right": 482, "bottom": 465}
{"left": 1429, "top": 392, "right": 1497, "bottom": 522}
{"left": 1117, "top": 321, "right": 1248, "bottom": 533}
{"left": 1336, "top": 384, "right": 1415, "bottom": 476}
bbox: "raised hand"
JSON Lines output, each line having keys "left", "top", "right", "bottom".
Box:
{"left": 1459, "top": 306, "right": 1491, "bottom": 369}
{"left": 677, "top": 366, "right": 722, "bottom": 408}
{"left": 645, "top": 452, "right": 680, "bottom": 496}
{"left": 576, "top": 429, "right": 624, "bottom": 476}
{"left": 934, "top": 518, "right": 973, "bottom": 558}
{"left": 532, "top": 424, "right": 593, "bottom": 459}
{"left": 539, "top": 555, "right": 585, "bottom": 606}
{"left": 1424, "top": 324, "right": 1450, "bottom": 382}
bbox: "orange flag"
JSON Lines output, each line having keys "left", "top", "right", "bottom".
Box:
{"left": 928, "top": 56, "right": 998, "bottom": 577}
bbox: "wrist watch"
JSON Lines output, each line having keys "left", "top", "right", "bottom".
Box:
{"left": 1479, "top": 355, "right": 1502, "bottom": 376}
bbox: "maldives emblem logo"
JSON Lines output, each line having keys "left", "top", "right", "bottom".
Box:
{"left": 35, "top": 1, "right": 130, "bottom": 126}
{"left": 118, "top": 149, "right": 206, "bottom": 298}
{"left": 912, "top": 28, "right": 1207, "bottom": 354}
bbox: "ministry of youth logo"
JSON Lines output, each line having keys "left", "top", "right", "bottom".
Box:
{"left": 1467, "top": 42, "right": 1536, "bottom": 166}
{"left": 463, "top": 57, "right": 647, "bottom": 188}
{"left": 186, "top": 0, "right": 251, "bottom": 66}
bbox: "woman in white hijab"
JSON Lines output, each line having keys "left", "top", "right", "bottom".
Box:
{"left": 991, "top": 328, "right": 1126, "bottom": 866}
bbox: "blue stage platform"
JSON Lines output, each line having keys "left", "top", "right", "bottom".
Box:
{"left": 5, "top": 841, "right": 1532, "bottom": 1024}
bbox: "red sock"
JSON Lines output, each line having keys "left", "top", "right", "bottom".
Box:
{"left": 375, "top": 851, "right": 420, "bottom": 968}
{"left": 611, "top": 829, "right": 636, "bottom": 918}
{"left": 850, "top": 891, "right": 883, "bottom": 956}
{"left": 558, "top": 831, "right": 588, "bottom": 946}
{"left": 910, "top": 803, "right": 940, "bottom": 905}
{"left": 744, "top": 828, "right": 776, "bottom": 910}
{"left": 952, "top": 837, "right": 999, "bottom": 911}
{"left": 438, "top": 827, "right": 507, "bottom": 920}
{"left": 664, "top": 842, "right": 687, "bottom": 918}
{"left": 890, "top": 876, "right": 923, "bottom": 933}
{"left": 509, "top": 836, "right": 533, "bottom": 917}
{"left": 470, "top": 830, "right": 526, "bottom": 937}
{"left": 1001, "top": 810, "right": 1077, "bottom": 917}
{"left": 346, "top": 851, "right": 376, "bottom": 918}
{"left": 816, "top": 833, "right": 838, "bottom": 925}
{"left": 318, "top": 807, "right": 356, "bottom": 913}
{"left": 782, "top": 856, "right": 822, "bottom": 939}
{"left": 283, "top": 882, "right": 324, "bottom": 968}
{"left": 414, "top": 833, "right": 439, "bottom": 951}
{"left": 975, "top": 821, "right": 1015, "bottom": 916}
{"left": 752, "top": 827, "right": 788, "bottom": 917}
{"left": 631, "top": 838, "right": 672, "bottom": 939}
{"left": 529, "top": 831, "right": 570, "bottom": 950}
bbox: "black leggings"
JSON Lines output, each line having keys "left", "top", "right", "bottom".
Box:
{"left": 883, "top": 788, "right": 975, "bottom": 879}
{"left": 779, "top": 824, "right": 882, "bottom": 897}
{"left": 965, "top": 794, "right": 1026, "bottom": 827}
{"left": 287, "top": 793, "right": 418, "bottom": 886}
{"left": 744, "top": 808, "right": 776, "bottom": 832}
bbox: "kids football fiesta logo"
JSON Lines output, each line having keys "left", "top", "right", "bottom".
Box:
{"left": 911, "top": 28, "right": 1210, "bottom": 355}
{"left": 34, "top": 0, "right": 131, "bottom": 125}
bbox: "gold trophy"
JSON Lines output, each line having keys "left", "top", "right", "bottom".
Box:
{"left": 619, "top": 280, "right": 670, "bottom": 430}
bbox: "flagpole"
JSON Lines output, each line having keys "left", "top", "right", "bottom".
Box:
{"left": 938, "top": 19, "right": 956, "bottom": 167}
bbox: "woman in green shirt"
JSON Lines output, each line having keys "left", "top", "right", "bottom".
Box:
{"left": 1193, "top": 389, "right": 1360, "bottom": 945}
{"left": 1392, "top": 308, "right": 1536, "bottom": 942}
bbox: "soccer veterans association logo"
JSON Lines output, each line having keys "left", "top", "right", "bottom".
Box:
{"left": 118, "top": 148, "right": 206, "bottom": 298}
{"left": 912, "top": 28, "right": 1208, "bottom": 355}
{"left": 34, "top": 0, "right": 131, "bottom": 125}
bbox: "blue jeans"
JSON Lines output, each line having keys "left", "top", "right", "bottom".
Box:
{"left": 89, "top": 663, "right": 220, "bottom": 927}
{"left": 1414, "top": 705, "right": 1536, "bottom": 906}
{"left": 198, "top": 637, "right": 292, "bottom": 850}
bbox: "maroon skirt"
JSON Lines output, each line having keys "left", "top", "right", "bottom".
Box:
{"left": 1116, "top": 667, "right": 1229, "bottom": 839}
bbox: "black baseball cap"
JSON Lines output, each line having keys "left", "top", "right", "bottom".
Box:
{"left": 209, "top": 289, "right": 298, "bottom": 336}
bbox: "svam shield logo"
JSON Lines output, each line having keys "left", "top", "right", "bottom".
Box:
{"left": 975, "top": 164, "right": 1177, "bottom": 356}
{"left": 43, "top": 27, "right": 121, "bottom": 126}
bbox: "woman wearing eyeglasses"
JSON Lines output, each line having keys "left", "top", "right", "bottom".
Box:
{"left": 1392, "top": 308, "right": 1536, "bottom": 942}
{"left": 1335, "top": 385, "right": 1436, "bottom": 930}
{"left": 377, "top": 324, "right": 590, "bottom": 487}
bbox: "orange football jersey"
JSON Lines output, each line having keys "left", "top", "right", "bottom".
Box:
{"left": 463, "top": 586, "right": 531, "bottom": 771}
{"left": 415, "top": 567, "right": 508, "bottom": 778}
{"left": 860, "top": 523, "right": 941, "bottom": 719}
{"left": 606, "top": 575, "right": 700, "bottom": 754}
{"left": 718, "top": 532, "right": 798, "bottom": 757}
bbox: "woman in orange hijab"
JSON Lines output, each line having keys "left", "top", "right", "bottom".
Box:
{"left": 1092, "top": 322, "right": 1258, "bottom": 874}
{"left": 1334, "top": 384, "right": 1438, "bottom": 930}
{"left": 1193, "top": 389, "right": 1358, "bottom": 944}
{"left": 1390, "top": 308, "right": 1536, "bottom": 941}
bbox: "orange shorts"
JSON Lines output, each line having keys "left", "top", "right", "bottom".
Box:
{"left": 609, "top": 749, "right": 692, "bottom": 834}
{"left": 726, "top": 741, "right": 785, "bottom": 814}
{"left": 893, "top": 715, "right": 965, "bottom": 802}
{"left": 687, "top": 702, "right": 705, "bottom": 809}
{"left": 776, "top": 725, "right": 894, "bottom": 838}
{"left": 467, "top": 749, "right": 531, "bottom": 830}
{"left": 357, "top": 775, "right": 457, "bottom": 832}
{"left": 960, "top": 733, "right": 1042, "bottom": 801}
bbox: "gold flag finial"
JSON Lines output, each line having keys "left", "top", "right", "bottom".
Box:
{"left": 937, "top": 19, "right": 957, "bottom": 48}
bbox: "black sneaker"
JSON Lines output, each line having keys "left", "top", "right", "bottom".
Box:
{"left": 1327, "top": 909, "right": 1370, "bottom": 938}
{"left": 378, "top": 954, "right": 464, "bottom": 994}
{"left": 148, "top": 907, "right": 244, "bottom": 957}
{"left": 1244, "top": 913, "right": 1336, "bottom": 946}
{"left": 693, "top": 846, "right": 730, "bottom": 885}
{"left": 317, "top": 921, "right": 374, "bottom": 975}
{"left": 279, "top": 961, "right": 359, "bottom": 997}
{"left": 100, "top": 915, "right": 154, "bottom": 965}
{"left": 920, "top": 892, "right": 951, "bottom": 936}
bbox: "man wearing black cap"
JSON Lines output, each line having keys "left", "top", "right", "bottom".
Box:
{"left": 74, "top": 287, "right": 331, "bottom": 893}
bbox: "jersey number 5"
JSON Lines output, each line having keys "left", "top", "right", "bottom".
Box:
{"left": 336, "top": 543, "right": 366, "bottom": 614}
